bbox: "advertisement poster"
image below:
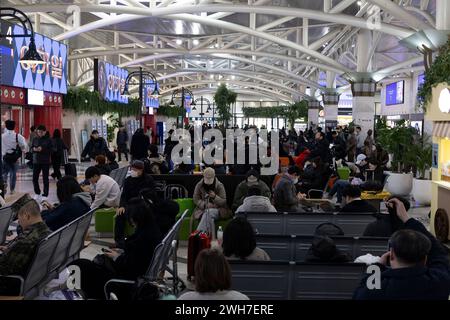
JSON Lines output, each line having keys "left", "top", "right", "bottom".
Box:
{"left": 144, "top": 82, "right": 159, "bottom": 108}
{"left": 94, "top": 59, "right": 128, "bottom": 103}
{"left": 0, "top": 20, "right": 67, "bottom": 93}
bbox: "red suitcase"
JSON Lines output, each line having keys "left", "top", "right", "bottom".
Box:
{"left": 187, "top": 230, "right": 211, "bottom": 281}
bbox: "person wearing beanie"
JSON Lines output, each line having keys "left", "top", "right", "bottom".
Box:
{"left": 31, "top": 125, "right": 53, "bottom": 200}
{"left": 232, "top": 169, "right": 271, "bottom": 211}
{"left": 1, "top": 120, "right": 27, "bottom": 195}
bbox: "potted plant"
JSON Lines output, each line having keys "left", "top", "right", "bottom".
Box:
{"left": 376, "top": 120, "right": 416, "bottom": 196}
{"left": 411, "top": 134, "right": 433, "bottom": 205}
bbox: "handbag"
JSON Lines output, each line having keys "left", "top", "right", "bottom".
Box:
{"left": 3, "top": 134, "right": 22, "bottom": 164}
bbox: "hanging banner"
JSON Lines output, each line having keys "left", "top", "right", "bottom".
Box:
{"left": 94, "top": 59, "right": 128, "bottom": 104}
{"left": 0, "top": 20, "right": 68, "bottom": 94}
{"left": 144, "top": 82, "right": 159, "bottom": 108}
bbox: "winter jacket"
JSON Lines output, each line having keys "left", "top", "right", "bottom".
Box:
{"left": 339, "top": 199, "right": 377, "bottom": 213}
{"left": 32, "top": 135, "right": 54, "bottom": 165}
{"left": 307, "top": 138, "right": 331, "bottom": 164}
{"left": 90, "top": 174, "right": 121, "bottom": 210}
{"left": 232, "top": 180, "right": 272, "bottom": 211}
{"left": 41, "top": 192, "right": 92, "bottom": 231}
{"left": 51, "top": 137, "right": 67, "bottom": 164}
{"left": 295, "top": 149, "right": 311, "bottom": 169}
{"left": 130, "top": 132, "right": 150, "bottom": 160}
{"left": 116, "top": 130, "right": 128, "bottom": 146}
{"left": 148, "top": 154, "right": 169, "bottom": 174}
{"left": 354, "top": 218, "right": 450, "bottom": 300}
{"left": 193, "top": 178, "right": 229, "bottom": 219}
{"left": 119, "top": 174, "right": 155, "bottom": 208}
{"left": 273, "top": 174, "right": 300, "bottom": 212}
{"left": 235, "top": 196, "right": 277, "bottom": 213}
{"left": 81, "top": 137, "right": 108, "bottom": 160}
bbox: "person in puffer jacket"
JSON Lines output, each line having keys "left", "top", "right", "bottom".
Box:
{"left": 235, "top": 187, "right": 277, "bottom": 213}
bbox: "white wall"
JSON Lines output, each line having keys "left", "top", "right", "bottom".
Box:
{"left": 380, "top": 77, "right": 414, "bottom": 116}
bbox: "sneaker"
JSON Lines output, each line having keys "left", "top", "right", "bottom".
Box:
{"left": 33, "top": 194, "right": 42, "bottom": 202}
{"left": 41, "top": 196, "right": 48, "bottom": 202}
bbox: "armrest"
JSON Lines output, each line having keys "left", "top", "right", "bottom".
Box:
{"left": 0, "top": 275, "right": 24, "bottom": 296}
{"left": 104, "top": 278, "right": 135, "bottom": 300}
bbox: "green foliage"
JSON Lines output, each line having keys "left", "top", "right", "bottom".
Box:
{"left": 376, "top": 120, "right": 417, "bottom": 173}
{"left": 242, "top": 106, "right": 285, "bottom": 118}
{"left": 63, "top": 87, "right": 140, "bottom": 117}
{"left": 411, "top": 133, "right": 433, "bottom": 179}
{"left": 106, "top": 114, "right": 120, "bottom": 143}
{"left": 156, "top": 103, "right": 185, "bottom": 118}
{"left": 281, "top": 101, "right": 308, "bottom": 129}
{"left": 417, "top": 39, "right": 450, "bottom": 111}
{"left": 214, "top": 84, "right": 237, "bottom": 126}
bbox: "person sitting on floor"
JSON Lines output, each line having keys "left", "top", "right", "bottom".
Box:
{"left": 339, "top": 185, "right": 377, "bottom": 213}
{"left": 193, "top": 168, "right": 230, "bottom": 237}
{"left": 83, "top": 166, "right": 120, "bottom": 210}
{"left": 0, "top": 200, "right": 51, "bottom": 293}
{"left": 354, "top": 198, "right": 450, "bottom": 300}
{"left": 232, "top": 169, "right": 271, "bottom": 211}
{"left": 222, "top": 217, "right": 271, "bottom": 261}
{"left": 95, "top": 155, "right": 111, "bottom": 176}
{"left": 235, "top": 187, "right": 276, "bottom": 213}
{"left": 69, "top": 198, "right": 162, "bottom": 300}
{"left": 41, "top": 176, "right": 92, "bottom": 231}
{"left": 178, "top": 249, "right": 249, "bottom": 300}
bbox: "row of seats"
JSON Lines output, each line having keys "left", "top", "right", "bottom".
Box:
{"left": 0, "top": 210, "right": 94, "bottom": 298}
{"left": 0, "top": 206, "right": 14, "bottom": 244}
{"left": 255, "top": 234, "right": 388, "bottom": 261}
{"left": 229, "top": 260, "right": 367, "bottom": 300}
{"left": 241, "top": 211, "right": 376, "bottom": 236}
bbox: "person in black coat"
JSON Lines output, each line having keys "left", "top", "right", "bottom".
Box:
{"left": 31, "top": 125, "right": 54, "bottom": 198}
{"left": 339, "top": 185, "right": 377, "bottom": 213}
{"left": 354, "top": 198, "right": 450, "bottom": 300}
{"left": 106, "top": 152, "right": 119, "bottom": 172}
{"left": 116, "top": 125, "right": 129, "bottom": 162}
{"left": 306, "top": 132, "right": 331, "bottom": 164}
{"left": 50, "top": 129, "right": 68, "bottom": 180}
{"left": 94, "top": 155, "right": 111, "bottom": 176}
{"left": 130, "top": 128, "right": 150, "bottom": 161}
{"left": 41, "top": 176, "right": 92, "bottom": 231}
{"left": 81, "top": 130, "right": 108, "bottom": 161}
{"left": 69, "top": 198, "right": 163, "bottom": 300}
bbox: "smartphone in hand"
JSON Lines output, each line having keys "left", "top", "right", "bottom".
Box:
{"left": 101, "top": 248, "right": 112, "bottom": 253}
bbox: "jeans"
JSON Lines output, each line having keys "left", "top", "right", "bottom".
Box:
{"left": 33, "top": 164, "right": 50, "bottom": 196}
{"left": 328, "top": 179, "right": 350, "bottom": 203}
{"left": 2, "top": 161, "right": 18, "bottom": 192}
{"left": 196, "top": 208, "right": 219, "bottom": 238}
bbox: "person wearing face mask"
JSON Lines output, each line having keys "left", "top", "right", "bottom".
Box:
{"left": 83, "top": 166, "right": 120, "bottom": 211}
{"left": 193, "top": 167, "right": 230, "bottom": 237}
{"left": 273, "top": 166, "right": 306, "bottom": 212}
{"left": 0, "top": 200, "right": 51, "bottom": 295}
{"left": 232, "top": 169, "right": 271, "bottom": 211}
{"left": 81, "top": 130, "right": 109, "bottom": 161}
{"left": 114, "top": 160, "right": 155, "bottom": 248}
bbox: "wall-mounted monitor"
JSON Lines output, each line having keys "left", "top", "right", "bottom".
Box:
{"left": 27, "top": 89, "right": 44, "bottom": 106}
{"left": 385, "top": 80, "right": 404, "bottom": 106}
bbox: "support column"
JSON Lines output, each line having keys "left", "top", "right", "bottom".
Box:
{"left": 436, "top": 0, "right": 450, "bottom": 30}
{"left": 351, "top": 80, "right": 377, "bottom": 140}
{"left": 308, "top": 100, "right": 320, "bottom": 128}
{"left": 322, "top": 90, "right": 340, "bottom": 129}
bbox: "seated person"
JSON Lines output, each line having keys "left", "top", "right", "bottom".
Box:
{"left": 298, "top": 156, "right": 329, "bottom": 194}
{"left": 294, "top": 146, "right": 310, "bottom": 170}
{"left": 339, "top": 185, "right": 377, "bottom": 213}
{"left": 83, "top": 167, "right": 120, "bottom": 210}
{"left": 41, "top": 176, "right": 92, "bottom": 231}
{"left": 95, "top": 155, "right": 111, "bottom": 176}
{"left": 148, "top": 144, "right": 169, "bottom": 174}
{"left": 106, "top": 152, "right": 119, "bottom": 172}
{"left": 222, "top": 217, "right": 271, "bottom": 260}
{"left": 354, "top": 198, "right": 450, "bottom": 300}
{"left": 235, "top": 187, "right": 276, "bottom": 213}
{"left": 193, "top": 168, "right": 230, "bottom": 237}
{"left": 172, "top": 162, "right": 192, "bottom": 174}
{"left": 69, "top": 198, "right": 162, "bottom": 300}
{"left": 273, "top": 166, "right": 306, "bottom": 212}
{"left": 305, "top": 236, "right": 351, "bottom": 263}
{"left": 232, "top": 169, "right": 271, "bottom": 211}
{"left": 115, "top": 160, "right": 155, "bottom": 248}
{"left": 363, "top": 196, "right": 409, "bottom": 237}
{"left": 178, "top": 249, "right": 249, "bottom": 300}
{"left": 0, "top": 200, "right": 51, "bottom": 293}
{"left": 364, "top": 158, "right": 384, "bottom": 183}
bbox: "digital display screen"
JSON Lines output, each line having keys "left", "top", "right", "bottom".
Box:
{"left": 0, "top": 20, "right": 67, "bottom": 94}
{"left": 385, "top": 81, "right": 404, "bottom": 106}
{"left": 27, "top": 89, "right": 44, "bottom": 106}
{"left": 94, "top": 59, "right": 128, "bottom": 103}
{"left": 144, "top": 82, "right": 159, "bottom": 108}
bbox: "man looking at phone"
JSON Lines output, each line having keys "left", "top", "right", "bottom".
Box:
{"left": 354, "top": 198, "right": 450, "bottom": 300}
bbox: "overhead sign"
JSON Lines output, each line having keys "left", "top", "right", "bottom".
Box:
{"left": 0, "top": 20, "right": 68, "bottom": 94}
{"left": 144, "top": 82, "right": 159, "bottom": 108}
{"left": 94, "top": 59, "right": 128, "bottom": 103}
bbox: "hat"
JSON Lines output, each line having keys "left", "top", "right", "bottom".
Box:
{"left": 131, "top": 160, "right": 145, "bottom": 170}
{"left": 246, "top": 169, "right": 260, "bottom": 185}
{"left": 203, "top": 167, "right": 216, "bottom": 185}
{"left": 355, "top": 154, "right": 367, "bottom": 165}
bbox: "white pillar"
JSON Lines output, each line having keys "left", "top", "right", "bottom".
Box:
{"left": 436, "top": 0, "right": 450, "bottom": 30}
{"left": 356, "top": 29, "right": 372, "bottom": 73}
{"left": 308, "top": 100, "right": 320, "bottom": 127}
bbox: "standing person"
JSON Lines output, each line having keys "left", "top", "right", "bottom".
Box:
{"left": 346, "top": 127, "right": 357, "bottom": 162}
{"left": 116, "top": 125, "right": 129, "bottom": 162}
{"left": 28, "top": 126, "right": 38, "bottom": 148}
{"left": 2, "top": 120, "right": 27, "bottom": 195}
{"left": 50, "top": 129, "right": 67, "bottom": 181}
{"left": 364, "top": 129, "right": 375, "bottom": 152}
{"left": 31, "top": 125, "right": 53, "bottom": 201}
{"left": 355, "top": 126, "right": 364, "bottom": 155}
{"left": 81, "top": 130, "right": 108, "bottom": 161}
{"left": 130, "top": 128, "right": 150, "bottom": 161}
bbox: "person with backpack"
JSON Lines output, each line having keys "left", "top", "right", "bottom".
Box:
{"left": 81, "top": 130, "right": 108, "bottom": 161}
{"left": 50, "top": 129, "right": 68, "bottom": 181}
{"left": 1, "top": 120, "right": 27, "bottom": 195}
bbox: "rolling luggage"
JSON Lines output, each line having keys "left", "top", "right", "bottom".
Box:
{"left": 63, "top": 150, "right": 77, "bottom": 177}
{"left": 187, "top": 230, "right": 211, "bottom": 281}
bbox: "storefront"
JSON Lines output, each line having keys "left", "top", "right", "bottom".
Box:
{"left": 427, "top": 83, "right": 450, "bottom": 241}
{"left": 0, "top": 20, "right": 67, "bottom": 135}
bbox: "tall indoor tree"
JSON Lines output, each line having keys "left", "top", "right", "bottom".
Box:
{"left": 213, "top": 84, "right": 237, "bottom": 127}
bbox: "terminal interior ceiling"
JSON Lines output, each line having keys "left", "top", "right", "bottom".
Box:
{"left": 2, "top": 0, "right": 441, "bottom": 102}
